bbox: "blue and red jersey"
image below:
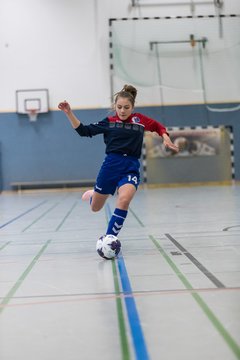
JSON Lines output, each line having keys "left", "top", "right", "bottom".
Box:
{"left": 75, "top": 113, "right": 167, "bottom": 159}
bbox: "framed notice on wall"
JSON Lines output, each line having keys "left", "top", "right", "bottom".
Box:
{"left": 145, "top": 128, "right": 221, "bottom": 158}
{"left": 144, "top": 126, "right": 232, "bottom": 184}
{"left": 132, "top": 0, "right": 212, "bottom": 5}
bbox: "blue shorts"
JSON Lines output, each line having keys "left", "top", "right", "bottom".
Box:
{"left": 94, "top": 153, "right": 140, "bottom": 195}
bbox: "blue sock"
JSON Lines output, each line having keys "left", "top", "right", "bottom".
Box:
{"left": 106, "top": 208, "right": 128, "bottom": 236}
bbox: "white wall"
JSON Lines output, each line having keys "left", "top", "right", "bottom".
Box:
{"left": 0, "top": 0, "right": 239, "bottom": 111}
{"left": 110, "top": 15, "right": 240, "bottom": 106}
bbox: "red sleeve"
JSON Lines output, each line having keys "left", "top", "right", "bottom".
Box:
{"left": 137, "top": 113, "right": 168, "bottom": 137}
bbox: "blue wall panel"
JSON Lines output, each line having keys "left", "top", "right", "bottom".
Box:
{"left": 0, "top": 104, "right": 239, "bottom": 190}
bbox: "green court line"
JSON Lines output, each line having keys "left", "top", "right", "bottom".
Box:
{"left": 22, "top": 203, "right": 60, "bottom": 232}
{"left": 149, "top": 235, "right": 240, "bottom": 360}
{"left": 104, "top": 208, "right": 109, "bottom": 226}
{"left": 0, "top": 239, "right": 52, "bottom": 314}
{"left": 55, "top": 201, "right": 79, "bottom": 231}
{"left": 114, "top": 204, "right": 240, "bottom": 358}
{"left": 105, "top": 207, "right": 131, "bottom": 360}
{"left": 0, "top": 241, "right": 11, "bottom": 252}
{"left": 128, "top": 207, "right": 145, "bottom": 227}
{"left": 112, "top": 259, "right": 131, "bottom": 360}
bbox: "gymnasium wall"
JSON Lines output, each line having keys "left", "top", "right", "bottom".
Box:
{"left": 0, "top": 0, "right": 239, "bottom": 190}
{"left": 0, "top": 0, "right": 239, "bottom": 109}
{"left": 0, "top": 103, "right": 239, "bottom": 190}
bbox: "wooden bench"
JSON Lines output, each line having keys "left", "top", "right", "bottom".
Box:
{"left": 10, "top": 179, "right": 95, "bottom": 191}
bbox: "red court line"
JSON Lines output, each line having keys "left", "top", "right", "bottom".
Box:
{"left": 1, "top": 286, "right": 239, "bottom": 310}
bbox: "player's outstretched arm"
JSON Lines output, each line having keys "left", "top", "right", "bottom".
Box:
{"left": 58, "top": 101, "right": 81, "bottom": 129}
{"left": 162, "top": 133, "right": 179, "bottom": 153}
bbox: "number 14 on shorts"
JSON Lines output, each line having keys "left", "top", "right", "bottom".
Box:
{"left": 127, "top": 175, "right": 138, "bottom": 185}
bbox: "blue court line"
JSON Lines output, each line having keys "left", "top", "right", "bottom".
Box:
{"left": 0, "top": 200, "right": 47, "bottom": 229}
{"left": 105, "top": 203, "right": 150, "bottom": 360}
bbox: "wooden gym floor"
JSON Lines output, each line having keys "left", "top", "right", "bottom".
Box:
{"left": 0, "top": 185, "right": 240, "bottom": 360}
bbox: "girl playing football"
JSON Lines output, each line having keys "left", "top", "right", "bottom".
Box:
{"left": 58, "top": 85, "right": 178, "bottom": 238}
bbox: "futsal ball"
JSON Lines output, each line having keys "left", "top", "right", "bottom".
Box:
{"left": 96, "top": 234, "right": 121, "bottom": 260}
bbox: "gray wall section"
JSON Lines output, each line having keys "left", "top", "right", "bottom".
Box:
{"left": 0, "top": 109, "right": 107, "bottom": 190}
{"left": 147, "top": 152, "right": 232, "bottom": 184}
{"left": 0, "top": 143, "right": 2, "bottom": 191}
{"left": 0, "top": 103, "right": 239, "bottom": 191}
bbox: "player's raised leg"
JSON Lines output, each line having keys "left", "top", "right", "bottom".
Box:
{"left": 82, "top": 189, "right": 94, "bottom": 201}
{"left": 91, "top": 191, "right": 109, "bottom": 212}
{"left": 82, "top": 189, "right": 109, "bottom": 212}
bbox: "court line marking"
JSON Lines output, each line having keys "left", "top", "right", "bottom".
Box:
{"left": 106, "top": 203, "right": 150, "bottom": 360}
{"left": 129, "top": 206, "right": 240, "bottom": 358}
{"left": 150, "top": 234, "right": 240, "bottom": 360}
{"left": 104, "top": 205, "right": 131, "bottom": 360}
{"left": 22, "top": 202, "right": 61, "bottom": 232}
{"left": 128, "top": 207, "right": 145, "bottom": 227}
{"left": 55, "top": 200, "right": 79, "bottom": 231}
{"left": 0, "top": 241, "right": 11, "bottom": 251}
{"left": 223, "top": 225, "right": 240, "bottom": 231}
{"left": 165, "top": 233, "right": 226, "bottom": 288}
{"left": 111, "top": 255, "right": 131, "bottom": 360}
{"left": 129, "top": 207, "right": 240, "bottom": 236}
{"left": 0, "top": 239, "right": 52, "bottom": 314}
{"left": 3, "top": 226, "right": 239, "bottom": 236}
{"left": 117, "top": 254, "right": 150, "bottom": 360}
{"left": 0, "top": 200, "right": 47, "bottom": 229}
{"left": 129, "top": 207, "right": 227, "bottom": 287}
{"left": 20, "top": 194, "right": 74, "bottom": 232}
{"left": 1, "top": 285, "right": 239, "bottom": 301}
{"left": 1, "top": 286, "right": 240, "bottom": 310}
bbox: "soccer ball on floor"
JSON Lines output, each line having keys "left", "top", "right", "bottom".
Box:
{"left": 96, "top": 234, "right": 121, "bottom": 260}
